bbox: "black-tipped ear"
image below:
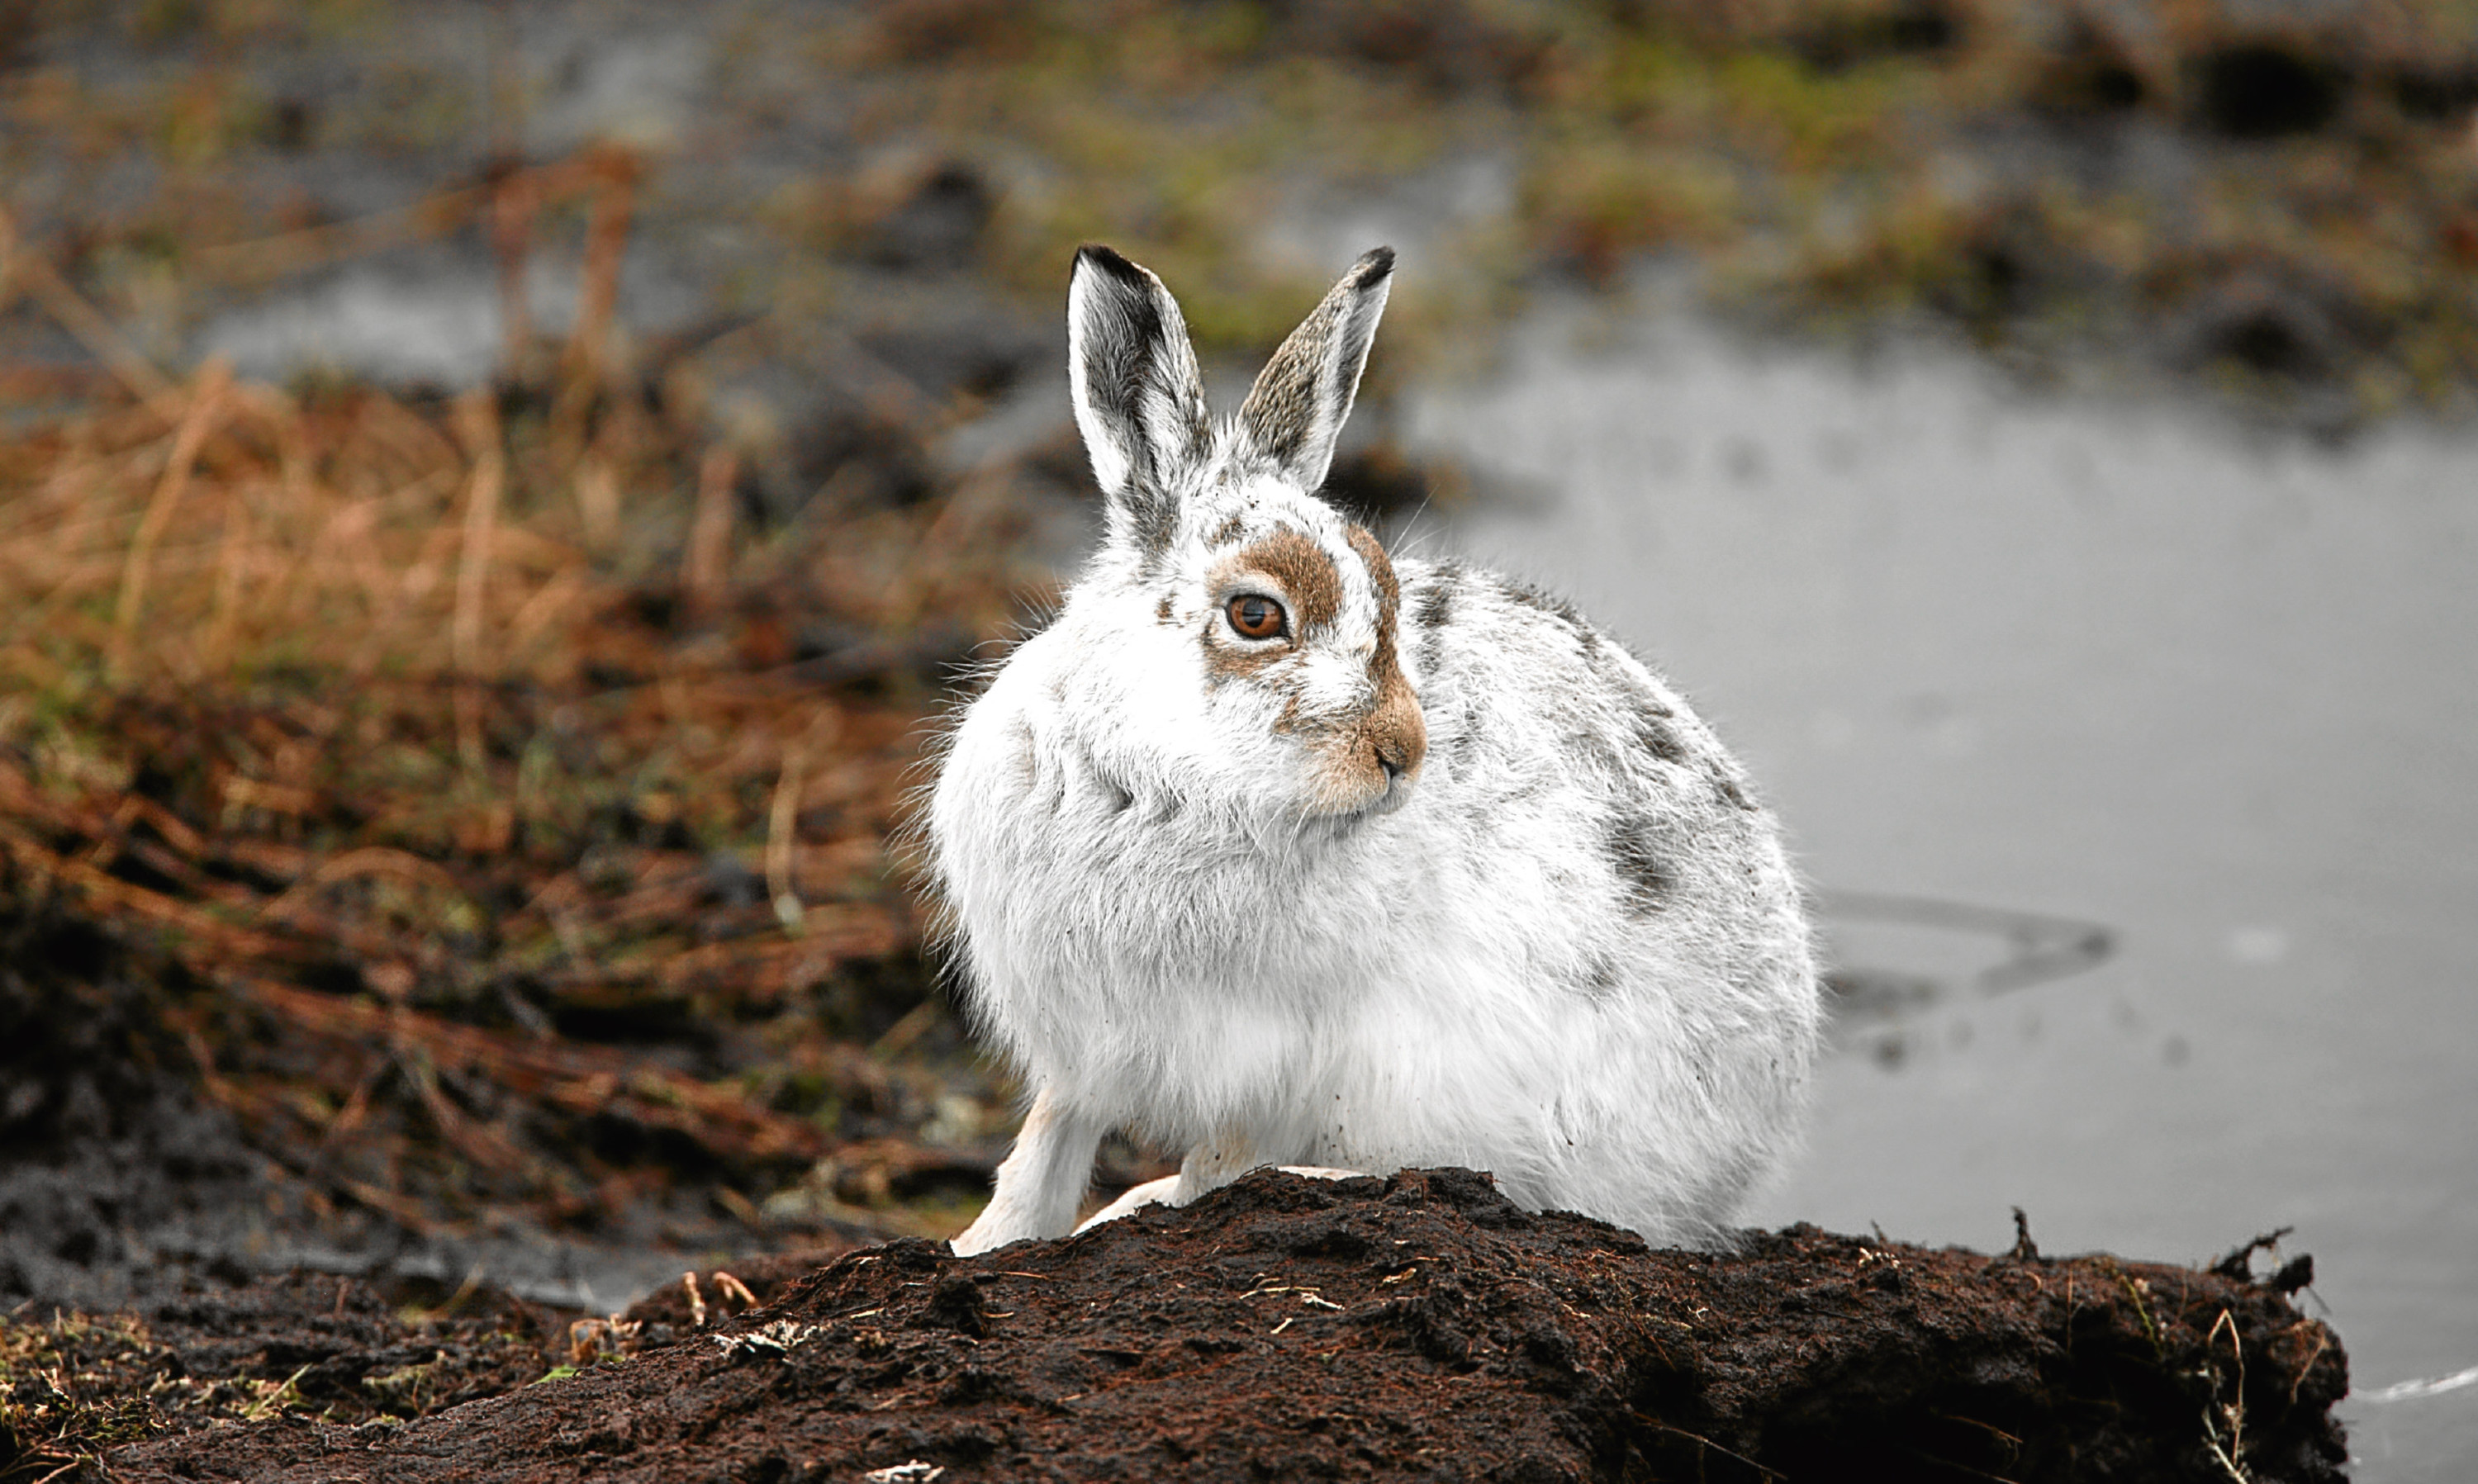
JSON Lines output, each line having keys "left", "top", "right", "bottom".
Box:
{"left": 1067, "top": 244, "right": 1209, "bottom": 556}
{"left": 1236, "top": 247, "right": 1393, "bottom": 492}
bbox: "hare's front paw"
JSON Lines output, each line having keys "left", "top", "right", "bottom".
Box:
{"left": 1071, "top": 1174, "right": 1181, "bottom": 1235}
{"left": 948, "top": 1088, "right": 1104, "bottom": 1256}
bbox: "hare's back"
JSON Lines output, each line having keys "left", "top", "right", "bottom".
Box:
{"left": 1393, "top": 557, "right": 1811, "bottom": 1012}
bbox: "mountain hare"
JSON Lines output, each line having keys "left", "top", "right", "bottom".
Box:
{"left": 932, "top": 245, "right": 1818, "bottom": 1256}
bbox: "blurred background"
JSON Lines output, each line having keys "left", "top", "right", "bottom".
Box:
{"left": 0, "top": 0, "right": 2471, "bottom": 1477}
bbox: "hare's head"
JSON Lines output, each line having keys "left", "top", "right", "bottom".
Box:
{"left": 1066, "top": 245, "right": 1423, "bottom": 822}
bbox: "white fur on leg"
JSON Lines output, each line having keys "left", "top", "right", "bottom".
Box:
{"left": 1073, "top": 1174, "right": 1180, "bottom": 1234}
{"left": 1275, "top": 1165, "right": 1366, "bottom": 1182}
{"left": 950, "top": 1088, "right": 1104, "bottom": 1256}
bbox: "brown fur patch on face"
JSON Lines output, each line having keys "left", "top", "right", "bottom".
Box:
{"left": 1208, "top": 513, "right": 1246, "bottom": 547}
{"left": 1345, "top": 526, "right": 1399, "bottom": 628}
{"left": 1343, "top": 524, "right": 1421, "bottom": 779}
{"left": 1292, "top": 524, "right": 1425, "bottom": 813}
{"left": 1202, "top": 522, "right": 1430, "bottom": 814}
{"left": 1233, "top": 527, "right": 1343, "bottom": 637}
{"left": 1155, "top": 595, "right": 1175, "bottom": 624}
{"left": 1200, "top": 529, "right": 1338, "bottom": 687}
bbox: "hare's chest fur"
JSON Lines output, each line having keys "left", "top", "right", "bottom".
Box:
{"left": 933, "top": 606, "right": 1428, "bottom": 1072}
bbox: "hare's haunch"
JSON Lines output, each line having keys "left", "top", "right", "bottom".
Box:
{"left": 931, "top": 246, "right": 1819, "bottom": 1256}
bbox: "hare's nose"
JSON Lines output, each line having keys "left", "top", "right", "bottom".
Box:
{"left": 1373, "top": 727, "right": 1421, "bottom": 780}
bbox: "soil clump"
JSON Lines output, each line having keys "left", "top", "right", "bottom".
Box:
{"left": 75, "top": 1169, "right": 2347, "bottom": 1484}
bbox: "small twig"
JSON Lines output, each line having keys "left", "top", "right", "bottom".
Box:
{"left": 1625, "top": 1415, "right": 1787, "bottom": 1482}
{"left": 31, "top": 1453, "right": 90, "bottom": 1484}
{"left": 2286, "top": 1325, "right": 2333, "bottom": 1404}
{"left": 2205, "top": 1307, "right": 2252, "bottom": 1482}
{"left": 2006, "top": 1207, "right": 2039, "bottom": 1263}
{"left": 2210, "top": 1228, "right": 2295, "bottom": 1282}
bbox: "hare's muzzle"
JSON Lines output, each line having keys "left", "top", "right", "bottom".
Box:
{"left": 1363, "top": 670, "right": 1426, "bottom": 794}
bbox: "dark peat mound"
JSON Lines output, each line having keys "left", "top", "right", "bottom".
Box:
{"left": 97, "top": 1167, "right": 2348, "bottom": 1483}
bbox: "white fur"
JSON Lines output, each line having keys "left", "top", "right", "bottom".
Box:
{"left": 933, "top": 249, "right": 1819, "bottom": 1257}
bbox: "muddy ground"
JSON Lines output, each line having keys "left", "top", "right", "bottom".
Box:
{"left": 12, "top": 1169, "right": 2341, "bottom": 1483}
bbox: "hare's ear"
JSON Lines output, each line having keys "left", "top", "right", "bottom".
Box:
{"left": 1067, "top": 245, "right": 1210, "bottom": 553}
{"left": 1237, "top": 247, "right": 1393, "bottom": 492}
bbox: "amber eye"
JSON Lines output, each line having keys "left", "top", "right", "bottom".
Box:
{"left": 1225, "top": 594, "right": 1287, "bottom": 641}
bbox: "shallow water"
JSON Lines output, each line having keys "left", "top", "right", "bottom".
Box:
{"left": 1408, "top": 311, "right": 2478, "bottom": 1481}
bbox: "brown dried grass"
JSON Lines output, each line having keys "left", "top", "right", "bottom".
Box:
{"left": 0, "top": 170, "right": 1045, "bottom": 1239}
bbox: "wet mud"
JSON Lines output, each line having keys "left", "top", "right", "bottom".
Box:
{"left": 55, "top": 1169, "right": 2347, "bottom": 1484}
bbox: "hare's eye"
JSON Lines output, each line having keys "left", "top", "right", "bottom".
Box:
{"left": 1226, "top": 594, "right": 1287, "bottom": 641}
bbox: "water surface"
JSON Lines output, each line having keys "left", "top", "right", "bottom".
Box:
{"left": 1409, "top": 311, "right": 2478, "bottom": 1481}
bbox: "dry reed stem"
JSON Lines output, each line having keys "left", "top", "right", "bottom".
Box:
{"left": 12, "top": 258, "right": 183, "bottom": 415}
{"left": 203, "top": 475, "right": 259, "bottom": 671}
{"left": 230, "top": 975, "right": 838, "bottom": 1162}
{"left": 186, "top": 149, "right": 618, "bottom": 288}
{"left": 572, "top": 147, "right": 641, "bottom": 385}
{"left": 451, "top": 390, "right": 506, "bottom": 767}
{"left": 544, "top": 148, "right": 643, "bottom": 464}
{"left": 0, "top": 813, "right": 291, "bottom": 965}
{"left": 0, "top": 207, "right": 182, "bottom": 415}
{"left": 573, "top": 452, "right": 620, "bottom": 549}
{"left": 189, "top": 184, "right": 492, "bottom": 286}
{"left": 110, "top": 358, "right": 231, "bottom": 679}
{"left": 260, "top": 846, "right": 475, "bottom": 926}
{"left": 342, "top": 466, "right": 459, "bottom": 677}
{"left": 767, "top": 742, "right": 805, "bottom": 930}
{"left": 506, "top": 560, "right": 591, "bottom": 659}
{"left": 489, "top": 165, "right": 542, "bottom": 376}
{"left": 0, "top": 760, "right": 871, "bottom": 1169}
{"left": 686, "top": 444, "right": 738, "bottom": 613}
